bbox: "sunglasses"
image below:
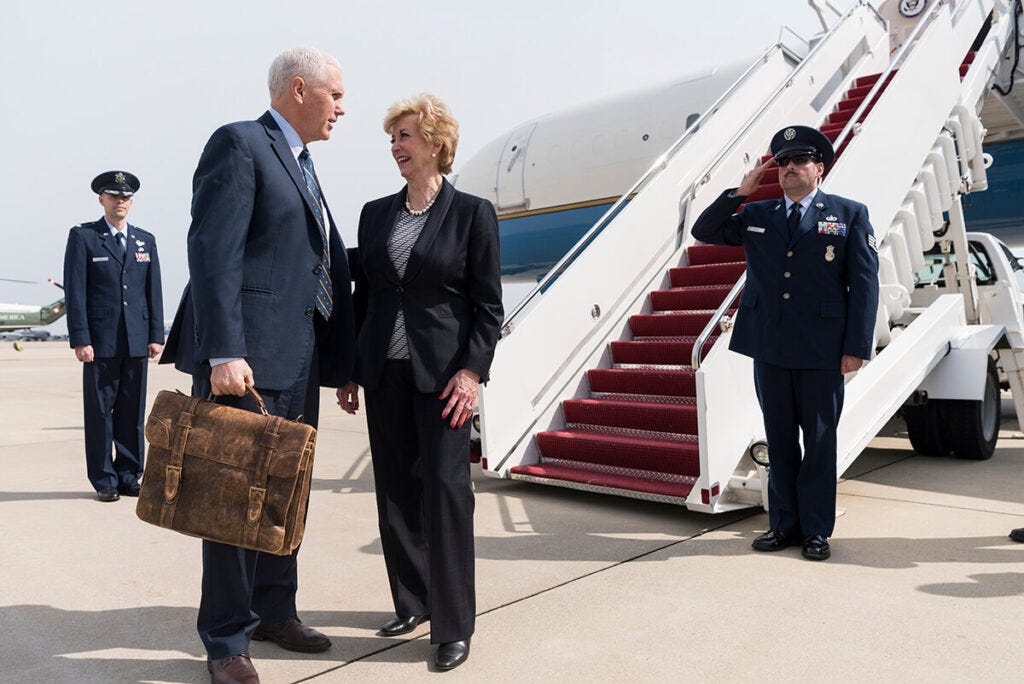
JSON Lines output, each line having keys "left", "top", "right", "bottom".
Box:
{"left": 774, "top": 153, "right": 818, "bottom": 167}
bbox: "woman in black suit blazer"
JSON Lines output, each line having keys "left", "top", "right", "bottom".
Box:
{"left": 338, "top": 94, "right": 502, "bottom": 670}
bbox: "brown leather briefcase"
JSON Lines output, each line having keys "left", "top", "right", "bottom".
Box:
{"left": 136, "top": 388, "right": 316, "bottom": 555}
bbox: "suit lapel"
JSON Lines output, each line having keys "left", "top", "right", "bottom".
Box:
{"left": 97, "top": 220, "right": 125, "bottom": 264}
{"left": 259, "top": 111, "right": 325, "bottom": 227}
{"left": 402, "top": 179, "right": 455, "bottom": 284}
{"left": 793, "top": 190, "right": 828, "bottom": 246}
{"left": 374, "top": 190, "right": 405, "bottom": 285}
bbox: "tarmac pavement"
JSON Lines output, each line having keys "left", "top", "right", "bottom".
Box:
{"left": 1, "top": 342, "right": 1022, "bottom": 682}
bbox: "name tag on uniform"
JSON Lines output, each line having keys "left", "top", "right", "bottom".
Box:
{"left": 817, "top": 221, "right": 847, "bottom": 237}
{"left": 92, "top": 256, "right": 109, "bottom": 262}
{"left": 746, "top": 226, "right": 766, "bottom": 233}
{"left": 135, "top": 252, "right": 151, "bottom": 262}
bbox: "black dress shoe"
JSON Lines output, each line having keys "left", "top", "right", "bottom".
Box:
{"left": 751, "top": 529, "right": 798, "bottom": 552}
{"left": 1010, "top": 528, "right": 1024, "bottom": 543}
{"left": 96, "top": 487, "right": 119, "bottom": 503}
{"left": 802, "top": 535, "right": 831, "bottom": 561}
{"left": 118, "top": 482, "right": 142, "bottom": 497}
{"left": 207, "top": 654, "right": 259, "bottom": 684}
{"left": 379, "top": 614, "right": 429, "bottom": 637}
{"left": 251, "top": 617, "right": 331, "bottom": 653}
{"left": 435, "top": 639, "right": 470, "bottom": 670}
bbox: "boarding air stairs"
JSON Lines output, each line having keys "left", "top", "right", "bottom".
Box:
{"left": 477, "top": 0, "right": 1024, "bottom": 512}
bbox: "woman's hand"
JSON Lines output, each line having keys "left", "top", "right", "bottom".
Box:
{"left": 440, "top": 368, "right": 480, "bottom": 428}
{"left": 337, "top": 381, "right": 361, "bottom": 415}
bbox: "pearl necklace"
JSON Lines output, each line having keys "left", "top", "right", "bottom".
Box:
{"left": 404, "top": 187, "right": 440, "bottom": 216}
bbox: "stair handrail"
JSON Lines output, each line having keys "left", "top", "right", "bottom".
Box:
{"left": 499, "top": 40, "right": 792, "bottom": 336}
{"left": 690, "top": 4, "right": 948, "bottom": 371}
{"left": 692, "top": 272, "right": 747, "bottom": 370}
{"left": 683, "top": 1, "right": 883, "bottom": 207}
{"left": 832, "top": 0, "right": 948, "bottom": 153}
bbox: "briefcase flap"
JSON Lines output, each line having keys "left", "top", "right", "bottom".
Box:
{"left": 144, "top": 391, "right": 314, "bottom": 478}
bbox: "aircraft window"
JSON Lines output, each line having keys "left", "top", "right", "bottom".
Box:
{"left": 915, "top": 241, "right": 998, "bottom": 288}
{"left": 686, "top": 113, "right": 700, "bottom": 128}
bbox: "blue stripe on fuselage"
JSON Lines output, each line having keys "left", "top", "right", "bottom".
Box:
{"left": 498, "top": 200, "right": 623, "bottom": 277}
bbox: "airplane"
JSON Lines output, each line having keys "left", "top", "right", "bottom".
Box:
{"left": 454, "top": 23, "right": 1023, "bottom": 281}
{"left": 451, "top": 0, "right": 1024, "bottom": 511}
{"left": 0, "top": 278, "right": 67, "bottom": 348}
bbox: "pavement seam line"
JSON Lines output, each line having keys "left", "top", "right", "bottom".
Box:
{"left": 294, "top": 511, "right": 761, "bottom": 682}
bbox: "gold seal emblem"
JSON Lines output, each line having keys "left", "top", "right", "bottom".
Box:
{"left": 114, "top": 171, "right": 126, "bottom": 185}
{"left": 825, "top": 245, "right": 835, "bottom": 262}
{"left": 784, "top": 128, "right": 796, "bottom": 141}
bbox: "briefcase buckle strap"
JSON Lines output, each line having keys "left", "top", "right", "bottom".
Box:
{"left": 159, "top": 465, "right": 184, "bottom": 527}
{"left": 244, "top": 487, "right": 267, "bottom": 546}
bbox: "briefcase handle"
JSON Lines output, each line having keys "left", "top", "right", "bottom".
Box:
{"left": 208, "top": 385, "right": 269, "bottom": 416}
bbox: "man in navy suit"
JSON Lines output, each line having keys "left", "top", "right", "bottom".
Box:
{"left": 161, "top": 46, "right": 354, "bottom": 684}
{"left": 63, "top": 171, "right": 163, "bottom": 503}
{"left": 692, "top": 125, "right": 879, "bottom": 561}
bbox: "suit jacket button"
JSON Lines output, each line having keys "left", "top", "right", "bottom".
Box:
{"left": 396, "top": 286, "right": 404, "bottom": 294}
{"left": 786, "top": 251, "right": 793, "bottom": 257}
{"left": 123, "top": 284, "right": 128, "bottom": 289}
{"left": 123, "top": 300, "right": 128, "bottom": 306}
{"left": 784, "top": 272, "right": 791, "bottom": 278}
{"left": 782, "top": 293, "right": 791, "bottom": 300}
{"left": 305, "top": 307, "right": 314, "bottom": 317}
{"left": 313, "top": 265, "right": 321, "bottom": 274}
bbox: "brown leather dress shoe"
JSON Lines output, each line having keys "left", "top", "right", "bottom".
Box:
{"left": 251, "top": 616, "right": 331, "bottom": 653}
{"left": 207, "top": 654, "right": 259, "bottom": 684}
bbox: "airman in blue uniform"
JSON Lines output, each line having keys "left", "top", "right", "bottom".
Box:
{"left": 692, "top": 126, "right": 879, "bottom": 560}
{"left": 63, "top": 171, "right": 164, "bottom": 502}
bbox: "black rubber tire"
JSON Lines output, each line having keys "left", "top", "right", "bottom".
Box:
{"left": 902, "top": 400, "right": 949, "bottom": 457}
{"left": 943, "top": 358, "right": 1000, "bottom": 460}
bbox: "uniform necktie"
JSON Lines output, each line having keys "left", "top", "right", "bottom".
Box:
{"left": 788, "top": 203, "right": 802, "bottom": 242}
{"left": 298, "top": 147, "right": 333, "bottom": 319}
{"left": 115, "top": 231, "right": 126, "bottom": 254}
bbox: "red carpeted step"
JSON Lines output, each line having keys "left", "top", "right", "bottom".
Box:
{"left": 853, "top": 70, "right": 896, "bottom": 88}
{"left": 629, "top": 310, "right": 727, "bottom": 337}
{"left": 588, "top": 368, "right": 696, "bottom": 397}
{"left": 669, "top": 261, "right": 745, "bottom": 287}
{"left": 535, "top": 429, "right": 700, "bottom": 476}
{"left": 743, "top": 181, "right": 782, "bottom": 204}
{"left": 650, "top": 285, "right": 731, "bottom": 311}
{"left": 821, "top": 123, "right": 844, "bottom": 141}
{"left": 510, "top": 462, "right": 695, "bottom": 500}
{"left": 836, "top": 95, "right": 865, "bottom": 112}
{"left": 562, "top": 398, "right": 698, "bottom": 434}
{"left": 686, "top": 244, "right": 745, "bottom": 266}
{"left": 846, "top": 83, "right": 874, "bottom": 99}
{"left": 826, "top": 103, "right": 875, "bottom": 126}
{"left": 610, "top": 337, "right": 718, "bottom": 365}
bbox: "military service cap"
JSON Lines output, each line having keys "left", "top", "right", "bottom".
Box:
{"left": 91, "top": 170, "right": 140, "bottom": 196}
{"left": 770, "top": 125, "right": 835, "bottom": 167}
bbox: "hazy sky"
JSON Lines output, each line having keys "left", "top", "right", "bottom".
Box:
{"left": 0, "top": 0, "right": 848, "bottom": 330}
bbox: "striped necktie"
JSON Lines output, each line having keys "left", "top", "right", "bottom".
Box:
{"left": 298, "top": 147, "right": 333, "bottom": 319}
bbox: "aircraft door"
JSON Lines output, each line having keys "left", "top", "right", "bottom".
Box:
{"left": 496, "top": 123, "right": 536, "bottom": 211}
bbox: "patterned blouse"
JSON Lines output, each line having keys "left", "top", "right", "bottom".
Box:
{"left": 385, "top": 208, "right": 429, "bottom": 359}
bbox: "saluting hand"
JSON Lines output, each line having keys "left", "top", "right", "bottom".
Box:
{"left": 735, "top": 158, "right": 776, "bottom": 197}
{"left": 210, "top": 359, "right": 254, "bottom": 396}
{"left": 337, "top": 381, "right": 360, "bottom": 415}
{"left": 440, "top": 368, "right": 480, "bottom": 429}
